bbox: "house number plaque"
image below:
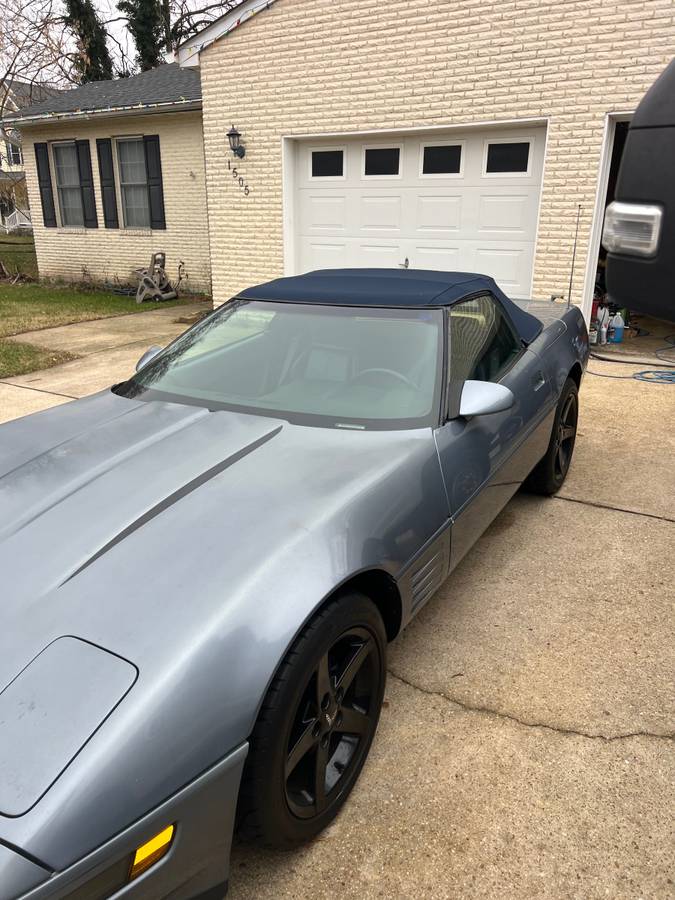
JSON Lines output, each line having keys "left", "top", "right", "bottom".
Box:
{"left": 227, "top": 159, "right": 250, "bottom": 196}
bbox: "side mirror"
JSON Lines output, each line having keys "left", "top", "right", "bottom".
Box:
{"left": 135, "top": 345, "right": 163, "bottom": 372}
{"left": 459, "top": 380, "right": 514, "bottom": 418}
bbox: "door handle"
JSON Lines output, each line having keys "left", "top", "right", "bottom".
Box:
{"left": 532, "top": 371, "right": 546, "bottom": 391}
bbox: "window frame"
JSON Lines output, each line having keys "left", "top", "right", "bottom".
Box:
{"left": 361, "top": 143, "right": 403, "bottom": 180}
{"left": 114, "top": 134, "right": 151, "bottom": 230}
{"left": 6, "top": 141, "right": 22, "bottom": 167}
{"left": 481, "top": 137, "right": 534, "bottom": 178}
{"left": 50, "top": 140, "right": 85, "bottom": 229}
{"left": 418, "top": 140, "right": 465, "bottom": 179}
{"left": 308, "top": 146, "right": 347, "bottom": 181}
{"left": 445, "top": 293, "right": 524, "bottom": 420}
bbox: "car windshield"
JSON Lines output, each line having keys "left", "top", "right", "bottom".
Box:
{"left": 115, "top": 300, "right": 443, "bottom": 429}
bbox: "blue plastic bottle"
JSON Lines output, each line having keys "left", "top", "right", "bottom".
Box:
{"left": 609, "top": 313, "right": 625, "bottom": 343}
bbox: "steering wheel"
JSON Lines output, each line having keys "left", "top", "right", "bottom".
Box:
{"left": 350, "top": 367, "right": 417, "bottom": 389}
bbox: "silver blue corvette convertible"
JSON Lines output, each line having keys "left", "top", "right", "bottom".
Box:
{"left": 0, "top": 269, "right": 588, "bottom": 899}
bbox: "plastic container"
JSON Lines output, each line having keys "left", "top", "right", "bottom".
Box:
{"left": 596, "top": 304, "right": 610, "bottom": 330}
{"left": 609, "top": 312, "right": 624, "bottom": 343}
{"left": 600, "top": 323, "right": 608, "bottom": 344}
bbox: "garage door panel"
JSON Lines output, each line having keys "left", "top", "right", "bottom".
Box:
{"left": 300, "top": 241, "right": 349, "bottom": 271}
{"left": 357, "top": 242, "right": 404, "bottom": 267}
{"left": 478, "top": 194, "right": 531, "bottom": 234}
{"left": 301, "top": 194, "right": 347, "bottom": 232}
{"left": 413, "top": 244, "right": 462, "bottom": 269}
{"left": 415, "top": 195, "right": 463, "bottom": 233}
{"left": 360, "top": 195, "right": 402, "bottom": 232}
{"left": 474, "top": 245, "right": 531, "bottom": 295}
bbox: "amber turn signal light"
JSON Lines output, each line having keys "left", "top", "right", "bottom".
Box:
{"left": 129, "top": 824, "right": 175, "bottom": 880}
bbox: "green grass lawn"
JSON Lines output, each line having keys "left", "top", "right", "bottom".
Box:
{"left": 0, "top": 282, "right": 189, "bottom": 337}
{"left": 0, "top": 234, "right": 38, "bottom": 279}
{"left": 0, "top": 340, "right": 76, "bottom": 379}
{"left": 0, "top": 280, "right": 201, "bottom": 379}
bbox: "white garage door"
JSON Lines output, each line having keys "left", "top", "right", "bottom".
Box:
{"left": 294, "top": 126, "right": 546, "bottom": 298}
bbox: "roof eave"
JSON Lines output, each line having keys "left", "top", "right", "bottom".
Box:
{"left": 174, "top": 0, "right": 278, "bottom": 67}
{"left": 3, "top": 98, "right": 202, "bottom": 127}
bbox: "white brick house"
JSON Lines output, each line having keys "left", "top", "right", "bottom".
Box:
{"left": 3, "top": 65, "right": 211, "bottom": 293}
{"left": 176, "top": 0, "right": 675, "bottom": 318}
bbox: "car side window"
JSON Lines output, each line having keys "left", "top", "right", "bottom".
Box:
{"left": 449, "top": 295, "right": 521, "bottom": 386}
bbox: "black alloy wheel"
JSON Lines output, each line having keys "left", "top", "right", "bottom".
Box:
{"left": 284, "top": 626, "right": 379, "bottom": 819}
{"left": 525, "top": 376, "right": 579, "bottom": 495}
{"left": 237, "top": 593, "right": 387, "bottom": 847}
{"left": 553, "top": 389, "right": 578, "bottom": 482}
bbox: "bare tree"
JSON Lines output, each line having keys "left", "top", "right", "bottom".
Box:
{"left": 0, "top": 0, "right": 76, "bottom": 119}
{"left": 168, "top": 0, "right": 243, "bottom": 47}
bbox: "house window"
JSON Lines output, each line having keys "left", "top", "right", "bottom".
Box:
{"left": 485, "top": 141, "right": 530, "bottom": 174}
{"left": 53, "top": 142, "right": 84, "bottom": 227}
{"left": 117, "top": 137, "right": 150, "bottom": 228}
{"left": 311, "top": 149, "right": 344, "bottom": 178}
{"left": 5, "top": 141, "right": 22, "bottom": 166}
{"left": 421, "top": 144, "right": 462, "bottom": 176}
{"left": 364, "top": 147, "right": 400, "bottom": 177}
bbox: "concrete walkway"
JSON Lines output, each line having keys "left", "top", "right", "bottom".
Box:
{"left": 0, "top": 302, "right": 209, "bottom": 424}
{"left": 0, "top": 320, "right": 673, "bottom": 899}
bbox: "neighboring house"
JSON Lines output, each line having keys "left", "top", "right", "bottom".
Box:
{"left": 2, "top": 65, "right": 211, "bottom": 292}
{"left": 1, "top": 80, "right": 60, "bottom": 232}
{"left": 175, "top": 0, "right": 675, "bottom": 317}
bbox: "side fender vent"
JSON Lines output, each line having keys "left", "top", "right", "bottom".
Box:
{"left": 410, "top": 550, "right": 444, "bottom": 614}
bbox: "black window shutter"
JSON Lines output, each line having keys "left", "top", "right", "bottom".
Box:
{"left": 143, "top": 135, "right": 166, "bottom": 230}
{"left": 75, "top": 139, "right": 98, "bottom": 228}
{"left": 96, "top": 138, "right": 119, "bottom": 229}
{"left": 34, "top": 142, "right": 56, "bottom": 228}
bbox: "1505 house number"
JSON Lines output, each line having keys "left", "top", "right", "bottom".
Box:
{"left": 227, "top": 159, "right": 250, "bottom": 196}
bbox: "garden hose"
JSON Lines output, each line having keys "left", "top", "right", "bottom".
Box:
{"left": 588, "top": 334, "right": 675, "bottom": 383}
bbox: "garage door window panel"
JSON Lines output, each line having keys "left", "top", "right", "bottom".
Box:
{"left": 484, "top": 140, "right": 532, "bottom": 176}
{"left": 363, "top": 146, "right": 402, "bottom": 178}
{"left": 117, "top": 138, "right": 151, "bottom": 228}
{"left": 420, "top": 143, "right": 463, "bottom": 177}
{"left": 310, "top": 149, "right": 345, "bottom": 179}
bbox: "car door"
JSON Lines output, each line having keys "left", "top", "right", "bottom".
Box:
{"left": 434, "top": 293, "right": 554, "bottom": 570}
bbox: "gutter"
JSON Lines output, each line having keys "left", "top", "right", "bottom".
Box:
{"left": 2, "top": 98, "right": 202, "bottom": 127}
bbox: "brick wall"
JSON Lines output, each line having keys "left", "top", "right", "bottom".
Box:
{"left": 199, "top": 0, "right": 675, "bottom": 306}
{"left": 22, "top": 110, "right": 211, "bottom": 293}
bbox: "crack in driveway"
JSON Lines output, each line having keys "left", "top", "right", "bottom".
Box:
{"left": 554, "top": 493, "right": 675, "bottom": 524}
{"left": 388, "top": 670, "right": 674, "bottom": 743}
{"left": 0, "top": 380, "right": 78, "bottom": 399}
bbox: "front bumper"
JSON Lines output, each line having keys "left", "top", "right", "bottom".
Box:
{"left": 5, "top": 743, "right": 247, "bottom": 900}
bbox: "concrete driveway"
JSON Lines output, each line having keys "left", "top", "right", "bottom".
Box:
{"left": 0, "top": 302, "right": 210, "bottom": 424}
{"left": 1, "top": 316, "right": 673, "bottom": 899}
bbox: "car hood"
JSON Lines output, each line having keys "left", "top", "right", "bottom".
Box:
{"left": 0, "top": 390, "right": 447, "bottom": 868}
{"left": 0, "top": 391, "right": 283, "bottom": 639}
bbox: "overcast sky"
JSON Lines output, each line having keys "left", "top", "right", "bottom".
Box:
{"left": 93, "top": 0, "right": 243, "bottom": 72}
{"left": 96, "top": 0, "right": 147, "bottom": 69}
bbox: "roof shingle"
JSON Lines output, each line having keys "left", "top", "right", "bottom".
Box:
{"left": 4, "top": 64, "right": 201, "bottom": 123}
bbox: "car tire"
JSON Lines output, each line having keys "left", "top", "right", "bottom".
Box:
{"left": 525, "top": 376, "right": 579, "bottom": 495}
{"left": 237, "top": 592, "right": 387, "bottom": 848}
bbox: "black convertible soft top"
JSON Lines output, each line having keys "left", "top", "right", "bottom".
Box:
{"left": 238, "top": 269, "right": 543, "bottom": 344}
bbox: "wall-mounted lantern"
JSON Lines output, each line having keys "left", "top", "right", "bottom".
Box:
{"left": 227, "top": 124, "right": 246, "bottom": 159}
